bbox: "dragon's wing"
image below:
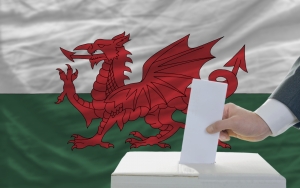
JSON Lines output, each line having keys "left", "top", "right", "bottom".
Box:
{"left": 106, "top": 35, "right": 222, "bottom": 110}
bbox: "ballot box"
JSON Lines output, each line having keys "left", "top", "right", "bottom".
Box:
{"left": 111, "top": 151, "right": 286, "bottom": 188}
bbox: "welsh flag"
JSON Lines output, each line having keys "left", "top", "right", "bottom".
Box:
{"left": 1, "top": 1, "right": 300, "bottom": 188}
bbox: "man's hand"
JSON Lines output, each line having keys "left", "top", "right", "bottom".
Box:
{"left": 206, "top": 103, "right": 272, "bottom": 142}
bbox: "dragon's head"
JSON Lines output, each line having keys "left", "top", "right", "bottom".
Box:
{"left": 60, "top": 32, "right": 130, "bottom": 69}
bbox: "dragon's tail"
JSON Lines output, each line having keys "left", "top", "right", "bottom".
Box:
{"left": 68, "top": 93, "right": 98, "bottom": 126}
{"left": 73, "top": 93, "right": 94, "bottom": 108}
{"left": 208, "top": 70, "right": 238, "bottom": 98}
{"left": 208, "top": 46, "right": 247, "bottom": 98}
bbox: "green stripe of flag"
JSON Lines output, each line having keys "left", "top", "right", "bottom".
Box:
{"left": 1, "top": 94, "right": 299, "bottom": 188}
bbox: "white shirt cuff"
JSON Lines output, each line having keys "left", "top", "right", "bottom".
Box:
{"left": 255, "top": 99, "right": 299, "bottom": 136}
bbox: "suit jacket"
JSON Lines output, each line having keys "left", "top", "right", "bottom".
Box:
{"left": 270, "top": 57, "right": 300, "bottom": 129}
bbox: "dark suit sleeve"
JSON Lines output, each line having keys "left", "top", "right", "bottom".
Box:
{"left": 269, "top": 57, "right": 300, "bottom": 129}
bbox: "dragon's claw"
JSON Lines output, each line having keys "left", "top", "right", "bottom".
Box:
{"left": 56, "top": 68, "right": 66, "bottom": 81}
{"left": 55, "top": 99, "right": 63, "bottom": 104}
{"left": 55, "top": 91, "right": 66, "bottom": 104}
{"left": 56, "top": 68, "right": 63, "bottom": 73}
{"left": 130, "top": 144, "right": 137, "bottom": 149}
{"left": 129, "top": 131, "right": 147, "bottom": 140}
{"left": 125, "top": 138, "right": 140, "bottom": 144}
{"left": 55, "top": 65, "right": 79, "bottom": 104}
{"left": 71, "top": 134, "right": 86, "bottom": 140}
{"left": 126, "top": 135, "right": 171, "bottom": 149}
{"left": 55, "top": 65, "right": 78, "bottom": 104}
{"left": 157, "top": 143, "right": 171, "bottom": 149}
{"left": 56, "top": 64, "right": 78, "bottom": 83}
{"left": 68, "top": 134, "right": 114, "bottom": 150}
{"left": 218, "top": 140, "right": 231, "bottom": 149}
{"left": 72, "top": 69, "right": 78, "bottom": 81}
{"left": 66, "top": 64, "right": 71, "bottom": 69}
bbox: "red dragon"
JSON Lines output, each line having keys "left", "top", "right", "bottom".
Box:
{"left": 56, "top": 32, "right": 247, "bottom": 150}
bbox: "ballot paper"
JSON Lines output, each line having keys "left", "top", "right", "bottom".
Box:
{"left": 180, "top": 79, "right": 227, "bottom": 164}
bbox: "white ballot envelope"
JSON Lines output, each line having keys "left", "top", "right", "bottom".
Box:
{"left": 180, "top": 79, "right": 227, "bottom": 164}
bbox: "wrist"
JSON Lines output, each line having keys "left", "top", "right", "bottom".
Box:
{"left": 253, "top": 112, "right": 272, "bottom": 138}
{"left": 255, "top": 99, "right": 298, "bottom": 136}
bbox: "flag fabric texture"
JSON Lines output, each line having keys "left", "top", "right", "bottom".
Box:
{"left": 1, "top": 1, "right": 300, "bottom": 187}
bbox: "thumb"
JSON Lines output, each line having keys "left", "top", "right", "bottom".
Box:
{"left": 206, "top": 118, "right": 235, "bottom": 134}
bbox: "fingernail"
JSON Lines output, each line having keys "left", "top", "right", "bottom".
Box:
{"left": 220, "top": 134, "right": 226, "bottom": 140}
{"left": 206, "top": 126, "right": 213, "bottom": 133}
